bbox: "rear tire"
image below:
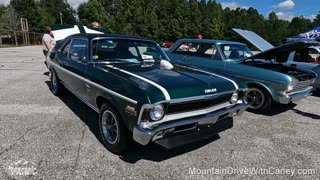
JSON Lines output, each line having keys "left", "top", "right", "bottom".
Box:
{"left": 244, "top": 87, "right": 272, "bottom": 113}
{"left": 99, "top": 103, "right": 130, "bottom": 154}
{"left": 50, "top": 69, "right": 63, "bottom": 96}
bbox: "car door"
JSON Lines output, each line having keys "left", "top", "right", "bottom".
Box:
{"left": 167, "top": 41, "right": 193, "bottom": 64}
{"left": 57, "top": 38, "right": 89, "bottom": 97}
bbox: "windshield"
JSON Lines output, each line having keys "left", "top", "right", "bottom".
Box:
{"left": 218, "top": 44, "right": 253, "bottom": 60}
{"left": 91, "top": 38, "right": 169, "bottom": 63}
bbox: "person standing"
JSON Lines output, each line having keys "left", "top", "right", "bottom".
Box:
{"left": 42, "top": 26, "right": 56, "bottom": 69}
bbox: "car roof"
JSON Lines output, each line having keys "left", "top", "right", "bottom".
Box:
{"left": 67, "top": 33, "right": 154, "bottom": 42}
{"left": 177, "top": 38, "right": 246, "bottom": 45}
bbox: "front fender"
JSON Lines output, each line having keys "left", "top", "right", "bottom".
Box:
{"left": 95, "top": 91, "right": 141, "bottom": 132}
{"left": 245, "top": 81, "right": 279, "bottom": 101}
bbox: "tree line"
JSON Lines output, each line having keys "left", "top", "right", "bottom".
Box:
{"left": 1, "top": 0, "right": 320, "bottom": 46}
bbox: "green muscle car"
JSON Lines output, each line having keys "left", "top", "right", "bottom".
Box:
{"left": 166, "top": 39, "right": 317, "bottom": 112}
{"left": 47, "top": 33, "right": 247, "bottom": 154}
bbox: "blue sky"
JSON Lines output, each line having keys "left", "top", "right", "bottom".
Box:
{"left": 216, "top": 0, "right": 319, "bottom": 21}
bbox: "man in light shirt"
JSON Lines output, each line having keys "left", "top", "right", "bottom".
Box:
{"left": 42, "top": 26, "right": 56, "bottom": 69}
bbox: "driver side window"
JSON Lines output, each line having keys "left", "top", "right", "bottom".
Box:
{"left": 69, "top": 39, "right": 88, "bottom": 62}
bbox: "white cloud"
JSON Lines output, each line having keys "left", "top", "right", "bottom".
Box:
{"left": 274, "top": 0, "right": 295, "bottom": 10}
{"left": 67, "top": 0, "right": 89, "bottom": 9}
{"left": 304, "top": 14, "right": 317, "bottom": 21}
{"left": 221, "top": 2, "right": 249, "bottom": 10}
{"left": 276, "top": 12, "right": 295, "bottom": 21}
{"left": 221, "top": 2, "right": 240, "bottom": 10}
{"left": 0, "top": 0, "right": 9, "bottom": 6}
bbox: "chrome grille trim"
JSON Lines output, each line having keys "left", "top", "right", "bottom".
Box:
{"left": 292, "top": 79, "right": 315, "bottom": 92}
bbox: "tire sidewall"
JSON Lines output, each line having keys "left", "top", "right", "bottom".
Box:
{"left": 99, "top": 103, "right": 128, "bottom": 154}
{"left": 50, "top": 69, "right": 62, "bottom": 96}
{"left": 245, "top": 87, "right": 272, "bottom": 112}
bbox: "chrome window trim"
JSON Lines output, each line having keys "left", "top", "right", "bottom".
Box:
{"left": 89, "top": 37, "right": 168, "bottom": 63}
{"left": 47, "top": 60, "right": 138, "bottom": 105}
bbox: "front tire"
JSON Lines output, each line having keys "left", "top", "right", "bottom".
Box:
{"left": 50, "top": 69, "right": 63, "bottom": 96}
{"left": 99, "top": 103, "right": 130, "bottom": 154}
{"left": 244, "top": 87, "right": 272, "bottom": 112}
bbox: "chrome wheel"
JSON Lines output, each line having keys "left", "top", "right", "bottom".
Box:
{"left": 101, "top": 110, "right": 119, "bottom": 144}
{"left": 244, "top": 88, "right": 265, "bottom": 110}
{"left": 51, "top": 71, "right": 58, "bottom": 92}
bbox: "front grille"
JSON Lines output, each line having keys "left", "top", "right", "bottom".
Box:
{"left": 166, "top": 93, "right": 232, "bottom": 114}
{"left": 292, "top": 79, "right": 314, "bottom": 92}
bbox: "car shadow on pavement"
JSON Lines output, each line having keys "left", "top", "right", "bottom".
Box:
{"left": 119, "top": 134, "right": 220, "bottom": 164}
{"left": 247, "top": 103, "right": 297, "bottom": 116}
{"left": 292, "top": 109, "right": 320, "bottom": 120}
{"left": 44, "top": 81, "right": 104, "bottom": 144}
{"left": 312, "top": 91, "right": 320, "bottom": 97}
{"left": 44, "top": 81, "right": 222, "bottom": 163}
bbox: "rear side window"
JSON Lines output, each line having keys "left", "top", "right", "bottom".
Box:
{"left": 218, "top": 44, "right": 253, "bottom": 60}
{"left": 173, "top": 42, "right": 221, "bottom": 60}
{"left": 69, "top": 39, "right": 88, "bottom": 62}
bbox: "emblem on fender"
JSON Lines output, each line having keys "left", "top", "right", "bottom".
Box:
{"left": 205, "top": 88, "right": 217, "bottom": 93}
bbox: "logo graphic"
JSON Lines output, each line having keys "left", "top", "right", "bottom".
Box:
{"left": 7, "top": 159, "right": 37, "bottom": 176}
{"left": 205, "top": 88, "right": 217, "bottom": 93}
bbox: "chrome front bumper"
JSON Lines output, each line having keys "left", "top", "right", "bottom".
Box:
{"left": 278, "top": 87, "right": 313, "bottom": 104}
{"left": 133, "top": 103, "right": 248, "bottom": 146}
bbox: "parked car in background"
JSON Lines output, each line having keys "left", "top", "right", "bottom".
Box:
{"left": 47, "top": 33, "right": 248, "bottom": 154}
{"left": 166, "top": 39, "right": 317, "bottom": 113}
{"left": 233, "top": 28, "right": 320, "bottom": 90}
{"left": 285, "top": 46, "right": 320, "bottom": 89}
{"left": 161, "top": 41, "right": 174, "bottom": 48}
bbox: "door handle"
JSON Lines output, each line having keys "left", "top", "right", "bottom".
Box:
{"left": 85, "top": 83, "right": 91, "bottom": 89}
{"left": 291, "top": 64, "right": 297, "bottom": 67}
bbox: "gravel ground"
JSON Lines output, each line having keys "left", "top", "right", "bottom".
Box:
{"left": 0, "top": 46, "right": 319, "bottom": 180}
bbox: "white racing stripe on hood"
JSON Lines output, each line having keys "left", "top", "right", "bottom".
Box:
{"left": 106, "top": 65, "right": 171, "bottom": 101}
{"left": 177, "top": 65, "right": 239, "bottom": 89}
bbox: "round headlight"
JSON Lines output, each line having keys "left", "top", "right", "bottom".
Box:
{"left": 287, "top": 84, "right": 294, "bottom": 92}
{"left": 230, "top": 92, "right": 239, "bottom": 104}
{"left": 150, "top": 104, "right": 164, "bottom": 121}
{"left": 287, "top": 79, "right": 298, "bottom": 92}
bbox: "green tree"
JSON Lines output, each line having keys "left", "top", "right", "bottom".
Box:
{"left": 312, "top": 12, "right": 320, "bottom": 27}
{"left": 77, "top": 3, "right": 90, "bottom": 25}
{"left": 10, "top": 0, "right": 54, "bottom": 32}
{"left": 0, "top": 5, "right": 8, "bottom": 29}
{"left": 265, "top": 11, "right": 289, "bottom": 45}
{"left": 39, "top": 0, "right": 76, "bottom": 25}
{"left": 1, "top": 6, "right": 20, "bottom": 45}
{"left": 287, "top": 16, "right": 312, "bottom": 36}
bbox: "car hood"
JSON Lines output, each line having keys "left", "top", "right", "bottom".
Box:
{"left": 233, "top": 28, "right": 320, "bottom": 62}
{"left": 233, "top": 28, "right": 274, "bottom": 51}
{"left": 247, "top": 41, "right": 320, "bottom": 62}
{"left": 100, "top": 63, "right": 238, "bottom": 102}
